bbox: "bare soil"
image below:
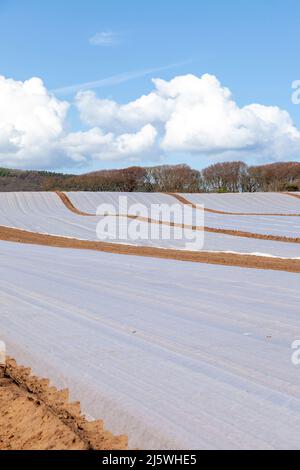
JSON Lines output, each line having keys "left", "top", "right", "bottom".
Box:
{"left": 0, "top": 224, "right": 299, "bottom": 273}
{"left": 0, "top": 359, "right": 127, "bottom": 450}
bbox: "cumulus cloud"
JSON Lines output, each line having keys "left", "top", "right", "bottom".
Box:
{"left": 76, "top": 89, "right": 173, "bottom": 133}
{"left": 158, "top": 75, "right": 300, "bottom": 159}
{"left": 1, "top": 72, "right": 300, "bottom": 170}
{"left": 76, "top": 73, "right": 300, "bottom": 163}
{"left": 0, "top": 76, "right": 69, "bottom": 168}
{"left": 89, "top": 31, "right": 121, "bottom": 47}
{"left": 61, "top": 124, "right": 157, "bottom": 163}
{"left": 0, "top": 75, "right": 158, "bottom": 169}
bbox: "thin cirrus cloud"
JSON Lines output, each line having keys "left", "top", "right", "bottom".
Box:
{"left": 89, "top": 31, "right": 121, "bottom": 47}
{"left": 51, "top": 60, "right": 192, "bottom": 96}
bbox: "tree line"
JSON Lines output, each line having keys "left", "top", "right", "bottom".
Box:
{"left": 0, "top": 161, "right": 299, "bottom": 193}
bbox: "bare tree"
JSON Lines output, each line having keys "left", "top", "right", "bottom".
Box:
{"left": 202, "top": 161, "right": 249, "bottom": 192}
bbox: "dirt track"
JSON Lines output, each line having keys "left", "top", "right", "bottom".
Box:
{"left": 0, "top": 224, "right": 300, "bottom": 273}
{"left": 0, "top": 359, "right": 127, "bottom": 450}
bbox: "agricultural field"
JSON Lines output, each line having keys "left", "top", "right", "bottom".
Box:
{"left": 0, "top": 190, "right": 300, "bottom": 449}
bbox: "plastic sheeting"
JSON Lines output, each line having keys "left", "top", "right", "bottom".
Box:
{"left": 1, "top": 241, "right": 300, "bottom": 449}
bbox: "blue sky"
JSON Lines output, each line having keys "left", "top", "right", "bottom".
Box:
{"left": 0, "top": 0, "right": 300, "bottom": 172}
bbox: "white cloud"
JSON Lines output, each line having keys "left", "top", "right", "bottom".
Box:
{"left": 0, "top": 76, "right": 69, "bottom": 168}
{"left": 89, "top": 31, "right": 121, "bottom": 47}
{"left": 76, "top": 73, "right": 300, "bottom": 163}
{"left": 158, "top": 74, "right": 300, "bottom": 159}
{"left": 76, "top": 90, "right": 172, "bottom": 133}
{"left": 61, "top": 124, "right": 157, "bottom": 163}
{"left": 0, "top": 75, "right": 158, "bottom": 169}
{"left": 1, "top": 73, "right": 300, "bottom": 170}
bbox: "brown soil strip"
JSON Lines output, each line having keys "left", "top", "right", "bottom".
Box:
{"left": 0, "top": 224, "right": 300, "bottom": 273}
{"left": 57, "top": 192, "right": 300, "bottom": 244}
{"left": 0, "top": 359, "right": 127, "bottom": 451}
{"left": 202, "top": 226, "right": 300, "bottom": 243}
{"left": 283, "top": 192, "right": 300, "bottom": 201}
{"left": 56, "top": 191, "right": 95, "bottom": 216}
{"left": 132, "top": 216, "right": 300, "bottom": 244}
{"left": 168, "top": 192, "right": 300, "bottom": 217}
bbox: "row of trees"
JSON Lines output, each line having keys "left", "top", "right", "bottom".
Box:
{"left": 201, "top": 161, "right": 300, "bottom": 193}
{"left": 0, "top": 161, "right": 299, "bottom": 193}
